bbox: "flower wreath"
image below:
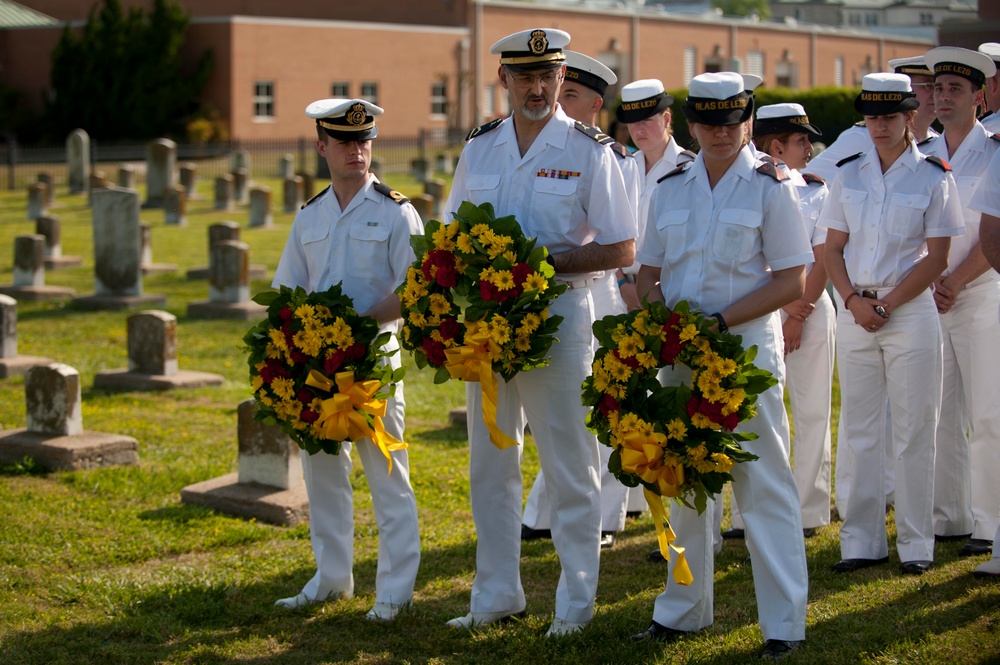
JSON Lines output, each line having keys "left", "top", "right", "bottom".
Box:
{"left": 583, "top": 300, "right": 775, "bottom": 583}
{"left": 244, "top": 284, "right": 405, "bottom": 473}
{"left": 397, "top": 201, "right": 567, "bottom": 448}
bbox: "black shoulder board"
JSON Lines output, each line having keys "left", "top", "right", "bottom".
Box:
{"left": 678, "top": 149, "right": 697, "bottom": 164}
{"left": 925, "top": 155, "right": 952, "bottom": 172}
{"left": 573, "top": 121, "right": 628, "bottom": 158}
{"left": 301, "top": 185, "right": 330, "bottom": 210}
{"left": 989, "top": 133, "right": 1000, "bottom": 143}
{"left": 917, "top": 135, "right": 936, "bottom": 147}
{"left": 656, "top": 162, "right": 691, "bottom": 183}
{"left": 756, "top": 160, "right": 788, "bottom": 182}
{"left": 373, "top": 182, "right": 409, "bottom": 204}
{"left": 466, "top": 117, "right": 503, "bottom": 141}
{"left": 802, "top": 172, "right": 825, "bottom": 186}
{"left": 981, "top": 110, "right": 995, "bottom": 121}
{"left": 835, "top": 152, "right": 864, "bottom": 168}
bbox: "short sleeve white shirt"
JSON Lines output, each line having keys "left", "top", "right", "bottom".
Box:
{"left": 444, "top": 106, "right": 636, "bottom": 282}
{"left": 272, "top": 175, "right": 424, "bottom": 327}
{"left": 819, "top": 141, "right": 965, "bottom": 290}
{"left": 970, "top": 147, "right": 1000, "bottom": 218}
{"left": 981, "top": 111, "right": 1000, "bottom": 134}
{"left": 637, "top": 145, "right": 814, "bottom": 314}
{"left": 920, "top": 122, "right": 1000, "bottom": 285}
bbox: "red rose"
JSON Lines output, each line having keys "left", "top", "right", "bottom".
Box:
{"left": 346, "top": 342, "right": 366, "bottom": 360}
{"left": 421, "top": 337, "right": 446, "bottom": 366}
{"left": 479, "top": 280, "right": 499, "bottom": 302}
{"left": 661, "top": 339, "right": 682, "bottom": 365}
{"left": 597, "top": 393, "right": 620, "bottom": 417}
{"left": 722, "top": 413, "right": 740, "bottom": 431}
{"left": 297, "top": 388, "right": 314, "bottom": 404}
{"left": 300, "top": 409, "right": 319, "bottom": 423}
{"left": 260, "top": 359, "right": 292, "bottom": 383}
{"left": 614, "top": 349, "right": 640, "bottom": 369}
{"left": 440, "top": 317, "right": 461, "bottom": 341}
{"left": 278, "top": 307, "right": 293, "bottom": 321}
{"left": 325, "top": 351, "right": 347, "bottom": 375}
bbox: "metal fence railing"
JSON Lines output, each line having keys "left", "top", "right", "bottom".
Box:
{"left": 0, "top": 127, "right": 466, "bottom": 192}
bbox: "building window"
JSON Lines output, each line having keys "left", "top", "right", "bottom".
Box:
{"left": 746, "top": 50, "right": 765, "bottom": 80}
{"left": 253, "top": 81, "right": 274, "bottom": 119}
{"left": 431, "top": 82, "right": 448, "bottom": 117}
{"left": 834, "top": 56, "right": 844, "bottom": 87}
{"left": 360, "top": 82, "right": 378, "bottom": 105}
{"left": 776, "top": 59, "right": 797, "bottom": 88}
{"left": 331, "top": 81, "right": 349, "bottom": 97}
{"left": 920, "top": 12, "right": 934, "bottom": 25}
{"left": 683, "top": 46, "right": 696, "bottom": 86}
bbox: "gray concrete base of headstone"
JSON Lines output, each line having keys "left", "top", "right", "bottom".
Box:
{"left": 0, "top": 429, "right": 139, "bottom": 471}
{"left": 187, "top": 300, "right": 267, "bottom": 321}
{"left": 44, "top": 256, "right": 84, "bottom": 271}
{"left": 93, "top": 368, "right": 224, "bottom": 391}
{"left": 70, "top": 293, "right": 168, "bottom": 312}
{"left": 180, "top": 473, "right": 309, "bottom": 526}
{"left": 186, "top": 264, "right": 268, "bottom": 281}
{"left": 449, "top": 406, "right": 467, "bottom": 426}
{"left": 0, "top": 285, "right": 75, "bottom": 302}
{"left": 140, "top": 262, "right": 179, "bottom": 276}
{"left": 0, "top": 355, "right": 54, "bottom": 379}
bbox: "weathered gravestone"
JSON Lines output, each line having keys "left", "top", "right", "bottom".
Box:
{"left": 369, "top": 157, "right": 383, "bottom": 181}
{"left": 410, "top": 194, "right": 435, "bottom": 223}
{"left": 36, "top": 215, "right": 82, "bottom": 270}
{"left": 278, "top": 154, "right": 294, "bottom": 179}
{"left": 296, "top": 171, "right": 315, "bottom": 201}
{"left": 117, "top": 164, "right": 136, "bottom": 189}
{"left": 36, "top": 172, "right": 55, "bottom": 206}
{"left": 232, "top": 167, "right": 248, "bottom": 204}
{"left": 164, "top": 184, "right": 187, "bottom": 226}
{"left": 140, "top": 222, "right": 178, "bottom": 275}
{"left": 229, "top": 150, "right": 250, "bottom": 174}
{"left": 436, "top": 152, "right": 454, "bottom": 175}
{"left": 93, "top": 310, "right": 224, "bottom": 390}
{"left": 142, "top": 138, "right": 177, "bottom": 208}
{"left": 215, "top": 174, "right": 234, "bottom": 211}
{"left": 27, "top": 182, "right": 48, "bottom": 220}
{"left": 410, "top": 157, "right": 432, "bottom": 183}
{"left": 0, "top": 295, "right": 53, "bottom": 379}
{"left": 179, "top": 162, "right": 198, "bottom": 198}
{"left": 283, "top": 176, "right": 303, "bottom": 212}
{"left": 180, "top": 399, "right": 308, "bottom": 525}
{"left": 248, "top": 186, "right": 273, "bottom": 228}
{"left": 0, "top": 363, "right": 139, "bottom": 470}
{"left": 72, "top": 188, "right": 166, "bottom": 311}
{"left": 186, "top": 222, "right": 267, "bottom": 280}
{"left": 187, "top": 240, "right": 267, "bottom": 320}
{"left": 87, "top": 171, "right": 108, "bottom": 205}
{"left": 0, "top": 235, "right": 75, "bottom": 301}
{"left": 66, "top": 129, "right": 90, "bottom": 195}
{"left": 424, "top": 178, "right": 447, "bottom": 217}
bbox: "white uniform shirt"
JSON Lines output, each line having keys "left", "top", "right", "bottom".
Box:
{"left": 444, "top": 106, "right": 636, "bottom": 282}
{"left": 615, "top": 149, "right": 641, "bottom": 221}
{"left": 272, "top": 175, "right": 423, "bottom": 330}
{"left": 819, "top": 141, "right": 964, "bottom": 291}
{"left": 919, "top": 122, "right": 1000, "bottom": 287}
{"left": 637, "top": 145, "right": 814, "bottom": 314}
{"left": 981, "top": 111, "right": 1000, "bottom": 134}
{"left": 970, "top": 147, "right": 1000, "bottom": 217}
{"left": 806, "top": 124, "right": 940, "bottom": 184}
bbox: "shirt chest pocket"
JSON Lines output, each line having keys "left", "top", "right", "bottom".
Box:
{"left": 956, "top": 176, "right": 982, "bottom": 207}
{"left": 466, "top": 174, "right": 501, "bottom": 207}
{"left": 655, "top": 209, "right": 689, "bottom": 262}
{"left": 300, "top": 221, "right": 332, "bottom": 279}
{"left": 713, "top": 208, "right": 761, "bottom": 262}
{"left": 887, "top": 193, "right": 929, "bottom": 238}
{"left": 531, "top": 177, "right": 578, "bottom": 232}
{"left": 346, "top": 221, "right": 393, "bottom": 273}
{"left": 838, "top": 188, "right": 868, "bottom": 233}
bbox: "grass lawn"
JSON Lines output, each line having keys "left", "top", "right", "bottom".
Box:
{"left": 0, "top": 175, "right": 998, "bottom": 665}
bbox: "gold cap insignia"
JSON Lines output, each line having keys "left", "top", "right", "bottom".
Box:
{"left": 528, "top": 30, "right": 548, "bottom": 56}
{"left": 347, "top": 103, "right": 367, "bottom": 126}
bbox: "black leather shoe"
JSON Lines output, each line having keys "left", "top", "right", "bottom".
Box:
{"left": 600, "top": 532, "right": 616, "bottom": 549}
{"left": 831, "top": 556, "right": 889, "bottom": 573}
{"left": 721, "top": 528, "right": 745, "bottom": 539}
{"left": 802, "top": 528, "right": 817, "bottom": 539}
{"left": 630, "top": 621, "right": 687, "bottom": 643}
{"left": 900, "top": 560, "right": 931, "bottom": 575}
{"left": 935, "top": 532, "right": 972, "bottom": 543}
{"left": 647, "top": 548, "right": 667, "bottom": 563}
{"left": 959, "top": 538, "right": 993, "bottom": 557}
{"left": 626, "top": 511, "right": 643, "bottom": 519}
{"left": 520, "top": 525, "right": 551, "bottom": 541}
{"left": 761, "top": 639, "right": 803, "bottom": 661}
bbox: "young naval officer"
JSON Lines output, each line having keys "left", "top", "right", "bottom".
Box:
{"left": 520, "top": 48, "right": 639, "bottom": 551}
{"left": 442, "top": 28, "right": 635, "bottom": 637}
{"left": 919, "top": 46, "right": 1000, "bottom": 556}
{"left": 979, "top": 43, "right": 1000, "bottom": 133}
{"left": 271, "top": 98, "right": 423, "bottom": 621}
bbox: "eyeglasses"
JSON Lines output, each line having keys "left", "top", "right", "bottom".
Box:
{"left": 910, "top": 83, "right": 934, "bottom": 90}
{"left": 507, "top": 70, "right": 562, "bottom": 88}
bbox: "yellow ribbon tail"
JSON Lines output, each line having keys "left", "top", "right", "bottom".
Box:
{"left": 370, "top": 416, "right": 407, "bottom": 476}
{"left": 644, "top": 487, "right": 694, "bottom": 587}
{"left": 442, "top": 331, "right": 517, "bottom": 451}
{"left": 479, "top": 363, "right": 517, "bottom": 450}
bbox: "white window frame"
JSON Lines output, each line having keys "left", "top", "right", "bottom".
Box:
{"left": 834, "top": 56, "right": 844, "bottom": 87}
{"left": 431, "top": 82, "right": 448, "bottom": 118}
{"left": 331, "top": 81, "right": 349, "bottom": 97}
{"left": 253, "top": 81, "right": 275, "bottom": 121}
{"left": 683, "top": 46, "right": 696, "bottom": 86}
{"left": 360, "top": 82, "right": 379, "bottom": 105}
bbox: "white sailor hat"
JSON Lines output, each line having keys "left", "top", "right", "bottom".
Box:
{"left": 490, "top": 28, "right": 570, "bottom": 72}
{"left": 887, "top": 55, "right": 933, "bottom": 77}
{"left": 681, "top": 72, "right": 753, "bottom": 126}
{"left": 616, "top": 79, "right": 674, "bottom": 123}
{"left": 306, "top": 98, "right": 382, "bottom": 141}
{"left": 754, "top": 103, "right": 822, "bottom": 136}
{"left": 926, "top": 46, "right": 996, "bottom": 86}
{"left": 855, "top": 73, "right": 919, "bottom": 116}
{"left": 980, "top": 43, "right": 1000, "bottom": 66}
{"left": 742, "top": 74, "right": 763, "bottom": 93}
{"left": 563, "top": 50, "right": 617, "bottom": 96}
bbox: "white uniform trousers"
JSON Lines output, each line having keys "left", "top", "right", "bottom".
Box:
{"left": 837, "top": 289, "right": 940, "bottom": 562}
{"left": 653, "top": 313, "right": 808, "bottom": 641}
{"left": 298, "top": 357, "right": 421, "bottom": 607}
{"left": 730, "top": 293, "right": 835, "bottom": 531}
{"left": 934, "top": 279, "right": 1000, "bottom": 540}
{"left": 835, "top": 402, "right": 894, "bottom": 516}
{"left": 522, "top": 271, "right": 630, "bottom": 533}
{"left": 465, "top": 286, "right": 601, "bottom": 624}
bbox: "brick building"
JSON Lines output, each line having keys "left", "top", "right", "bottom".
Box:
{"left": 1, "top": 0, "right": 935, "bottom": 140}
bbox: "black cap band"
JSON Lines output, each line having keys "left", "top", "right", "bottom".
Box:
{"left": 681, "top": 92, "right": 754, "bottom": 126}
{"left": 564, "top": 68, "right": 609, "bottom": 96}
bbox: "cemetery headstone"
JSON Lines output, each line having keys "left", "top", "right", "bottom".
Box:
{"left": 296, "top": 171, "right": 315, "bottom": 201}
{"left": 424, "top": 178, "right": 447, "bottom": 217}
{"left": 66, "top": 129, "right": 90, "bottom": 195}
{"left": 27, "top": 182, "right": 47, "bottom": 220}
{"left": 36, "top": 215, "right": 81, "bottom": 270}
{"left": 215, "top": 174, "right": 234, "bottom": 211}
{"left": 118, "top": 164, "right": 136, "bottom": 189}
{"left": 186, "top": 222, "right": 266, "bottom": 280}
{"left": 0, "top": 295, "right": 53, "bottom": 379}
{"left": 410, "top": 194, "right": 435, "bottom": 223}
{"left": 179, "top": 162, "right": 198, "bottom": 198}
{"left": 0, "top": 235, "right": 75, "bottom": 301}
{"left": 36, "top": 172, "right": 55, "bottom": 206}
{"left": 143, "top": 138, "right": 177, "bottom": 208}
{"left": 164, "top": 184, "right": 187, "bottom": 226}
{"left": 410, "top": 157, "right": 432, "bottom": 183}
{"left": 369, "top": 156, "right": 383, "bottom": 181}
{"left": 229, "top": 150, "right": 250, "bottom": 174}
{"left": 248, "top": 186, "right": 273, "bottom": 228}
{"left": 187, "top": 240, "right": 267, "bottom": 320}
{"left": 283, "top": 176, "right": 303, "bottom": 212}
{"left": 232, "top": 167, "right": 248, "bottom": 203}
{"left": 279, "top": 153, "right": 294, "bottom": 179}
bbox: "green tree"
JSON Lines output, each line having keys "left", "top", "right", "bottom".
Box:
{"left": 45, "top": 0, "right": 213, "bottom": 141}
{"left": 712, "top": 0, "right": 770, "bottom": 19}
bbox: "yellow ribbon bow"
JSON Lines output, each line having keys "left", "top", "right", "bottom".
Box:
{"left": 644, "top": 487, "right": 694, "bottom": 587}
{"left": 620, "top": 431, "right": 685, "bottom": 498}
{"left": 442, "top": 326, "right": 517, "bottom": 450}
{"left": 305, "top": 369, "right": 406, "bottom": 474}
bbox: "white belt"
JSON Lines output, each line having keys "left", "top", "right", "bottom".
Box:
{"left": 555, "top": 277, "right": 597, "bottom": 290}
